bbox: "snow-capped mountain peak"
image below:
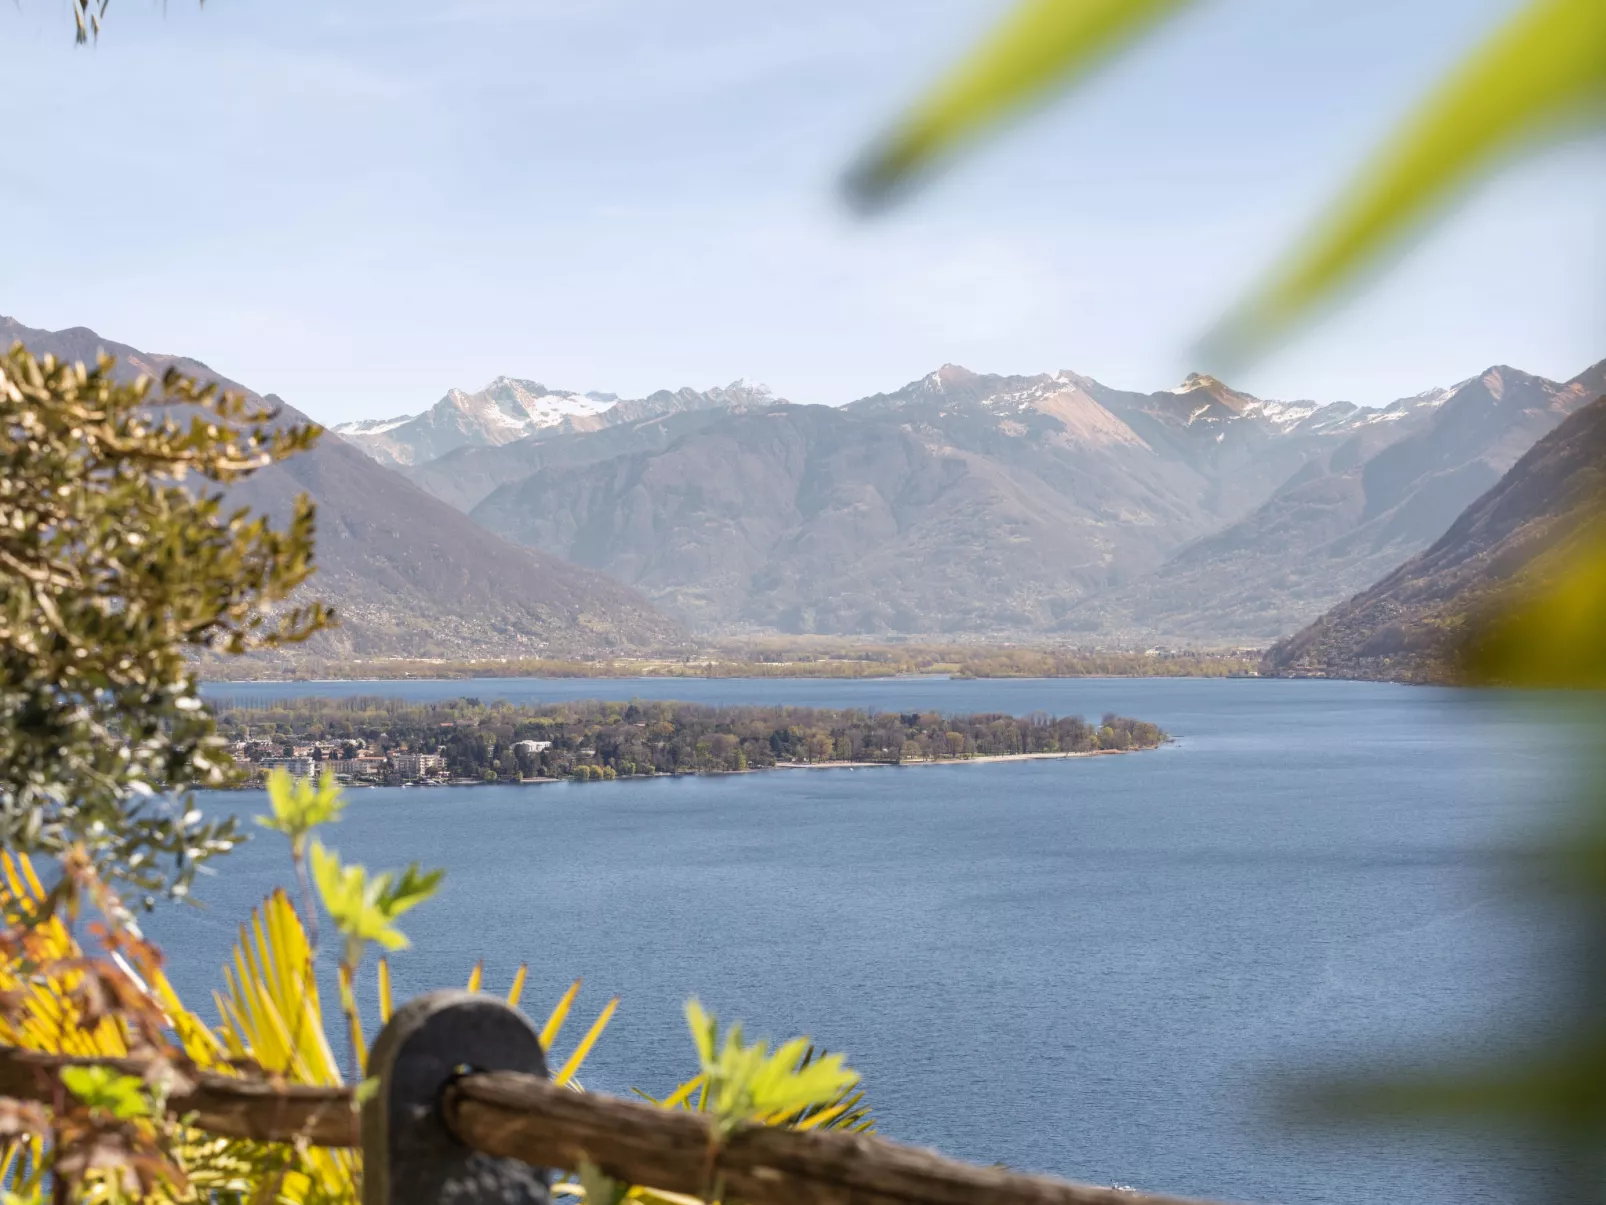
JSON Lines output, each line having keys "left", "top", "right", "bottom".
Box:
{"left": 334, "top": 374, "right": 785, "bottom": 467}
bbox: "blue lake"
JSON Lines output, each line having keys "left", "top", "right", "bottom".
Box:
{"left": 173, "top": 676, "right": 1579, "bottom": 1203}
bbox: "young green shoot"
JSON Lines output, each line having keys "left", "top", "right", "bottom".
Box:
{"left": 683, "top": 999, "right": 859, "bottom": 1135}
{"left": 310, "top": 841, "right": 443, "bottom": 1077}
{"left": 258, "top": 769, "right": 347, "bottom": 948}
{"left": 60, "top": 1066, "right": 151, "bottom": 1122}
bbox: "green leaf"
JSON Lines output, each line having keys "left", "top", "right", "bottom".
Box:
{"left": 850, "top": 0, "right": 1606, "bottom": 368}
{"left": 310, "top": 841, "right": 443, "bottom": 965}
{"left": 60, "top": 1066, "right": 151, "bottom": 1120}
{"left": 378, "top": 862, "right": 445, "bottom": 920}
{"left": 845, "top": 0, "right": 1193, "bottom": 205}
{"left": 685, "top": 997, "right": 718, "bottom": 1065}
{"left": 682, "top": 1000, "right": 860, "bottom": 1133}
{"left": 577, "top": 1160, "right": 629, "bottom": 1205}
{"left": 1208, "top": 0, "right": 1606, "bottom": 359}
{"left": 258, "top": 768, "right": 346, "bottom": 856}
{"left": 1460, "top": 534, "right": 1606, "bottom": 690}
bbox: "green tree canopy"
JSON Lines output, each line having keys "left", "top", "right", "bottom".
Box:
{"left": 0, "top": 345, "right": 331, "bottom": 899}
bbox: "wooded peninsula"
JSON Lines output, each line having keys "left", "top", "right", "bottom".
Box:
{"left": 213, "top": 696, "right": 1169, "bottom": 783}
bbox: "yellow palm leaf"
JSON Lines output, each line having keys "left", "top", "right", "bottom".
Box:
{"left": 378, "top": 956, "right": 394, "bottom": 1025}
{"left": 540, "top": 978, "right": 582, "bottom": 1051}
{"left": 654, "top": 1074, "right": 705, "bottom": 1111}
{"left": 555, "top": 997, "right": 618, "bottom": 1087}
{"left": 0, "top": 852, "right": 129, "bottom": 1058}
{"left": 213, "top": 890, "right": 358, "bottom": 1201}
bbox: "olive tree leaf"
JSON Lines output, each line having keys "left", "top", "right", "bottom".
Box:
{"left": 0, "top": 345, "right": 332, "bottom": 897}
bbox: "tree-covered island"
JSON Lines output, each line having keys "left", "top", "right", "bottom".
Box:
{"left": 213, "top": 696, "right": 1169, "bottom": 784}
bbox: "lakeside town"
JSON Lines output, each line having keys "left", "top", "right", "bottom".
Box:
{"left": 217, "top": 696, "right": 1170, "bottom": 785}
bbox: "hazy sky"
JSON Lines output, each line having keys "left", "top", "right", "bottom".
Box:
{"left": 4, "top": 0, "right": 1600, "bottom": 422}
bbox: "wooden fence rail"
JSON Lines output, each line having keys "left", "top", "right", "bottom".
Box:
{"left": 0, "top": 1046, "right": 356, "bottom": 1146}
{"left": 446, "top": 1070, "right": 1217, "bottom": 1205}
{"left": 0, "top": 992, "right": 1225, "bottom": 1205}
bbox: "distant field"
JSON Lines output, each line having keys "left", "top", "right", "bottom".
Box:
{"left": 200, "top": 641, "right": 1262, "bottom": 682}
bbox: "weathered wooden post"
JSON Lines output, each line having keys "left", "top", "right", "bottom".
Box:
{"left": 363, "top": 989, "right": 554, "bottom": 1205}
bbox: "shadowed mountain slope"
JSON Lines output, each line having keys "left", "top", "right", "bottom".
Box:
{"left": 1, "top": 317, "right": 680, "bottom": 657}
{"left": 1262, "top": 393, "right": 1606, "bottom": 681}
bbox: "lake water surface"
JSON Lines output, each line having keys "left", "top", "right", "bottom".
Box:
{"left": 177, "top": 677, "right": 1577, "bottom": 1204}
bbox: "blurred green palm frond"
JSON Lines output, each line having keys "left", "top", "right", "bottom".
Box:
{"left": 845, "top": 0, "right": 1189, "bottom": 205}
{"left": 849, "top": 0, "right": 1606, "bottom": 358}
{"left": 1462, "top": 528, "right": 1606, "bottom": 691}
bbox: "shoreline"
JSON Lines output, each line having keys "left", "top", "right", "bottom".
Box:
{"left": 772, "top": 748, "right": 1138, "bottom": 770}
{"left": 240, "top": 745, "right": 1160, "bottom": 790}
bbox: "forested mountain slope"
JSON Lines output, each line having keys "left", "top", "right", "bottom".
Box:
{"left": 1263, "top": 394, "right": 1606, "bottom": 681}
{"left": 0, "top": 316, "right": 680, "bottom": 657}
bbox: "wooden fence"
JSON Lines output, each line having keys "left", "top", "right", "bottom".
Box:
{"left": 0, "top": 991, "right": 1223, "bottom": 1205}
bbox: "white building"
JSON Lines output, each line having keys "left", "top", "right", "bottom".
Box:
{"left": 258, "top": 756, "right": 314, "bottom": 776}
{"left": 392, "top": 752, "right": 444, "bottom": 778}
{"left": 326, "top": 756, "right": 388, "bottom": 777}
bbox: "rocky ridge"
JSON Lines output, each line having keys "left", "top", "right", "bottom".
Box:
{"left": 333, "top": 374, "right": 780, "bottom": 466}
{"left": 1262, "top": 392, "right": 1606, "bottom": 681}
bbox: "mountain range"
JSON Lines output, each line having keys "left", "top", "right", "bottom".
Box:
{"left": 0, "top": 317, "right": 679, "bottom": 658}
{"left": 374, "top": 359, "right": 1601, "bottom": 640}
{"left": 1057, "top": 365, "right": 1595, "bottom": 641}
{"left": 1263, "top": 394, "right": 1606, "bottom": 681}
{"left": 8, "top": 312, "right": 1600, "bottom": 655}
{"left": 333, "top": 375, "right": 780, "bottom": 467}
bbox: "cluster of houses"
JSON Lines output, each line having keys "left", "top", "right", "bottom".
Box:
{"left": 236, "top": 736, "right": 557, "bottom": 784}
{"left": 238, "top": 738, "right": 446, "bottom": 783}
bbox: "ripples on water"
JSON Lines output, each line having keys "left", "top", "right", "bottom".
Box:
{"left": 171, "top": 677, "right": 1580, "bottom": 1204}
